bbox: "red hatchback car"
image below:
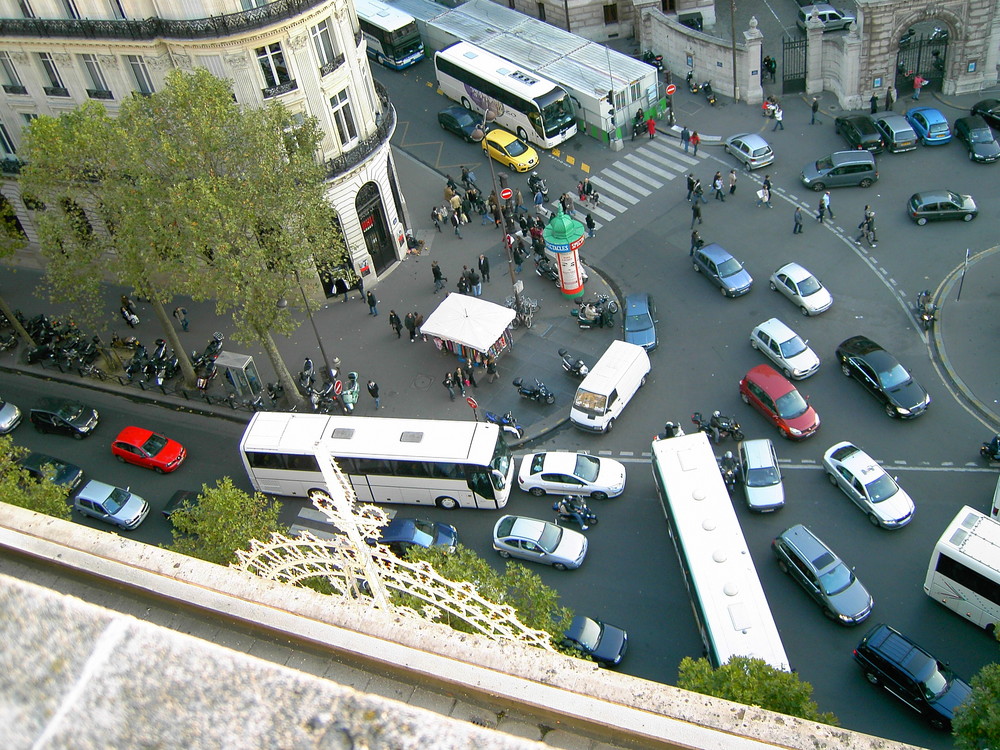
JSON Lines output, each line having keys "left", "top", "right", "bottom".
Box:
{"left": 111, "top": 426, "right": 187, "bottom": 473}
{"left": 739, "top": 364, "right": 820, "bottom": 440}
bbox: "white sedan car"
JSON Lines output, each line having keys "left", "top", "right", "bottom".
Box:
{"left": 822, "top": 442, "right": 914, "bottom": 529}
{"left": 750, "top": 318, "right": 820, "bottom": 380}
{"left": 518, "top": 452, "right": 626, "bottom": 500}
{"left": 769, "top": 262, "right": 833, "bottom": 316}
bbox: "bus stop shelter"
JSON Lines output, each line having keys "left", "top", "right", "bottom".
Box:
{"left": 420, "top": 293, "right": 515, "bottom": 369}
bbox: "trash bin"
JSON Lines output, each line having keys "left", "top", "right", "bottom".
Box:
{"left": 679, "top": 12, "right": 703, "bottom": 32}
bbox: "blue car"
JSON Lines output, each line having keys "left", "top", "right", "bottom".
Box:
{"left": 905, "top": 108, "right": 952, "bottom": 145}
{"left": 623, "top": 293, "right": 658, "bottom": 351}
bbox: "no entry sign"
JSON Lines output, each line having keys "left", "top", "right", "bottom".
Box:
{"left": 499, "top": 187, "right": 513, "bottom": 201}
{"left": 665, "top": 83, "right": 677, "bottom": 95}
{"left": 466, "top": 396, "right": 479, "bottom": 409}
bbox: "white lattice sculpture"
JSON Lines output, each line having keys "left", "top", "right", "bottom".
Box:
{"left": 233, "top": 454, "right": 554, "bottom": 650}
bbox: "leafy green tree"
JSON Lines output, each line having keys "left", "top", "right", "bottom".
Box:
{"left": 677, "top": 656, "right": 838, "bottom": 726}
{"left": 166, "top": 476, "right": 287, "bottom": 566}
{"left": 0, "top": 436, "right": 72, "bottom": 520}
{"left": 0, "top": 195, "right": 36, "bottom": 347}
{"left": 953, "top": 661, "right": 1000, "bottom": 750}
{"left": 20, "top": 69, "right": 350, "bottom": 399}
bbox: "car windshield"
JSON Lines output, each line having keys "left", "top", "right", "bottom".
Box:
{"left": 779, "top": 335, "right": 807, "bottom": 358}
{"left": 537, "top": 522, "right": 563, "bottom": 553}
{"left": 454, "top": 111, "right": 475, "bottom": 127}
{"left": 948, "top": 191, "right": 964, "bottom": 203}
{"left": 969, "top": 128, "right": 993, "bottom": 143}
{"left": 797, "top": 275, "right": 822, "bottom": 296}
{"left": 920, "top": 662, "right": 953, "bottom": 701}
{"left": 815, "top": 156, "right": 834, "bottom": 171}
{"left": 819, "top": 562, "right": 854, "bottom": 596}
{"left": 409, "top": 520, "right": 436, "bottom": 547}
{"left": 775, "top": 389, "right": 809, "bottom": 419}
{"left": 864, "top": 473, "right": 898, "bottom": 503}
{"left": 717, "top": 257, "right": 743, "bottom": 277}
{"left": 55, "top": 402, "right": 84, "bottom": 420}
{"left": 626, "top": 313, "right": 652, "bottom": 331}
{"left": 504, "top": 138, "right": 529, "bottom": 157}
{"left": 877, "top": 363, "right": 910, "bottom": 389}
{"left": 746, "top": 465, "right": 780, "bottom": 487}
{"left": 141, "top": 433, "right": 168, "bottom": 456}
{"left": 105, "top": 487, "right": 129, "bottom": 515}
{"left": 574, "top": 454, "right": 601, "bottom": 483}
{"left": 573, "top": 618, "right": 602, "bottom": 649}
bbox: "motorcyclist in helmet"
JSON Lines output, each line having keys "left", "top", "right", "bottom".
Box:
{"left": 557, "top": 495, "right": 589, "bottom": 530}
{"left": 719, "top": 450, "right": 738, "bottom": 491}
{"left": 709, "top": 410, "right": 727, "bottom": 443}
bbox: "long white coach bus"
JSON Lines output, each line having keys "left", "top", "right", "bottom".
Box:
{"left": 434, "top": 41, "right": 577, "bottom": 149}
{"left": 651, "top": 432, "right": 790, "bottom": 671}
{"left": 924, "top": 505, "right": 1000, "bottom": 634}
{"left": 355, "top": 0, "right": 424, "bottom": 70}
{"left": 239, "top": 412, "right": 514, "bottom": 510}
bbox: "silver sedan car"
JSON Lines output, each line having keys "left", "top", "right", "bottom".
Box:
{"left": 769, "top": 262, "right": 833, "bottom": 316}
{"left": 492, "top": 515, "right": 588, "bottom": 570}
{"left": 724, "top": 133, "right": 775, "bottom": 170}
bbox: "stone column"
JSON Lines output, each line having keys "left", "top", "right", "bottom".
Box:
{"left": 742, "top": 17, "right": 763, "bottom": 105}
{"left": 632, "top": 0, "right": 659, "bottom": 51}
{"left": 839, "top": 22, "right": 863, "bottom": 109}
{"left": 804, "top": 12, "right": 825, "bottom": 95}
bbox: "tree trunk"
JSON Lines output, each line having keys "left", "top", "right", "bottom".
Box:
{"left": 258, "top": 328, "right": 305, "bottom": 408}
{"left": 0, "top": 296, "right": 36, "bottom": 348}
{"left": 149, "top": 298, "right": 197, "bottom": 388}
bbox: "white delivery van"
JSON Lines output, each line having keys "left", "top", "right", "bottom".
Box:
{"left": 570, "top": 340, "right": 650, "bottom": 433}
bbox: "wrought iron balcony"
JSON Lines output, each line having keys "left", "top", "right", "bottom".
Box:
{"left": 2, "top": 83, "right": 27, "bottom": 95}
{"left": 0, "top": 0, "right": 329, "bottom": 41}
{"left": 43, "top": 85, "right": 70, "bottom": 97}
{"left": 324, "top": 80, "right": 394, "bottom": 179}
{"left": 262, "top": 79, "right": 298, "bottom": 99}
{"left": 319, "top": 53, "right": 346, "bottom": 77}
{"left": 87, "top": 88, "right": 114, "bottom": 100}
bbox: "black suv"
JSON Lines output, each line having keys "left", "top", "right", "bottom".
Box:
{"left": 853, "top": 623, "right": 972, "bottom": 730}
{"left": 834, "top": 115, "right": 885, "bottom": 153}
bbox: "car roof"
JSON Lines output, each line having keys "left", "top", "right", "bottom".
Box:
{"left": 755, "top": 317, "right": 797, "bottom": 341}
{"left": 740, "top": 438, "right": 776, "bottom": 466}
{"left": 801, "top": 4, "right": 839, "bottom": 12}
{"left": 117, "top": 425, "right": 155, "bottom": 443}
{"left": 778, "top": 524, "right": 831, "bottom": 565}
{"left": 744, "top": 364, "right": 795, "bottom": 397}
{"left": 487, "top": 128, "right": 519, "bottom": 145}
{"left": 840, "top": 114, "right": 875, "bottom": 126}
{"left": 909, "top": 107, "right": 946, "bottom": 122}
{"left": 33, "top": 397, "right": 80, "bottom": 412}
{"left": 535, "top": 451, "right": 582, "bottom": 472}
{"left": 774, "top": 261, "right": 811, "bottom": 280}
{"left": 912, "top": 190, "right": 957, "bottom": 203}
{"left": 77, "top": 479, "right": 117, "bottom": 499}
{"left": 955, "top": 115, "right": 989, "bottom": 129}
{"left": 698, "top": 243, "right": 734, "bottom": 262}
{"left": 509, "top": 516, "right": 547, "bottom": 538}
{"left": 874, "top": 113, "right": 911, "bottom": 128}
{"left": 828, "top": 441, "right": 881, "bottom": 474}
{"left": 728, "top": 132, "right": 768, "bottom": 147}
{"left": 974, "top": 99, "right": 1000, "bottom": 111}
{"left": 830, "top": 150, "right": 875, "bottom": 164}
{"left": 20, "top": 452, "right": 70, "bottom": 470}
{"left": 624, "top": 293, "right": 651, "bottom": 313}
{"left": 838, "top": 334, "right": 883, "bottom": 357}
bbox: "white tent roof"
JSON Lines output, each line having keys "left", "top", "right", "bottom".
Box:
{"left": 420, "top": 293, "right": 516, "bottom": 354}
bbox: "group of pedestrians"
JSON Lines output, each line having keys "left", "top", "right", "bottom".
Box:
{"left": 679, "top": 126, "right": 702, "bottom": 155}
{"left": 388, "top": 309, "right": 426, "bottom": 342}
{"left": 442, "top": 360, "right": 493, "bottom": 401}
{"left": 685, "top": 169, "right": 740, "bottom": 228}
{"left": 433, "top": 169, "right": 527, "bottom": 241}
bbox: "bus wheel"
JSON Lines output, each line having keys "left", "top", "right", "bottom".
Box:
{"left": 986, "top": 622, "right": 996, "bottom": 636}
{"left": 436, "top": 496, "right": 459, "bottom": 510}
{"left": 461, "top": 97, "right": 472, "bottom": 110}
{"left": 516, "top": 127, "right": 528, "bottom": 142}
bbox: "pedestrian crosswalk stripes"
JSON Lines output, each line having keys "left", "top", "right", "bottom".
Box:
{"left": 600, "top": 169, "right": 651, "bottom": 199}
{"left": 649, "top": 139, "right": 703, "bottom": 166}
{"left": 636, "top": 148, "right": 685, "bottom": 174}
{"left": 622, "top": 154, "right": 669, "bottom": 185}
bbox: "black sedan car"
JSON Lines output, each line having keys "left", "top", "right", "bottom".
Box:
{"left": 437, "top": 104, "right": 480, "bottom": 142}
{"left": 562, "top": 615, "right": 628, "bottom": 667}
{"left": 953, "top": 116, "right": 1000, "bottom": 162}
{"left": 834, "top": 115, "right": 885, "bottom": 153}
{"left": 907, "top": 190, "right": 978, "bottom": 225}
{"left": 835, "top": 336, "right": 931, "bottom": 418}
{"left": 29, "top": 398, "right": 99, "bottom": 439}
{"left": 971, "top": 98, "right": 1000, "bottom": 130}
{"left": 18, "top": 452, "right": 84, "bottom": 491}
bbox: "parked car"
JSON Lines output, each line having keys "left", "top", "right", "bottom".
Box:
{"left": 739, "top": 364, "right": 820, "bottom": 440}
{"left": 724, "top": 133, "right": 774, "bottom": 170}
{"left": 737, "top": 438, "right": 785, "bottom": 512}
{"left": 29, "top": 397, "right": 99, "bottom": 439}
{"left": 111, "top": 426, "right": 187, "bottom": 473}
{"left": 73, "top": 479, "right": 150, "bottom": 530}
{"left": 873, "top": 114, "right": 918, "bottom": 153}
{"left": 835, "top": 336, "right": 931, "bottom": 418}
{"left": 769, "top": 262, "right": 833, "bottom": 315}
{"left": 692, "top": 243, "right": 753, "bottom": 297}
{"left": 0, "top": 397, "right": 22, "bottom": 434}
{"left": 800, "top": 151, "right": 878, "bottom": 191}
{"left": 750, "top": 318, "right": 820, "bottom": 380}
{"left": 481, "top": 128, "right": 538, "bottom": 172}
{"left": 437, "top": 104, "right": 480, "bottom": 142}
{"left": 518, "top": 452, "right": 626, "bottom": 500}
{"left": 953, "top": 115, "right": 1000, "bottom": 162}
{"left": 907, "top": 190, "right": 978, "bottom": 225}
{"left": 853, "top": 623, "right": 972, "bottom": 729}
{"left": 492, "top": 515, "right": 588, "bottom": 570}
{"left": 562, "top": 615, "right": 629, "bottom": 667}
{"left": 18, "top": 452, "right": 84, "bottom": 491}
{"left": 796, "top": 4, "right": 855, "bottom": 32}
{"left": 822, "top": 442, "right": 915, "bottom": 528}
{"left": 377, "top": 517, "right": 459, "bottom": 556}
{"left": 905, "top": 108, "right": 952, "bottom": 145}
{"left": 834, "top": 115, "right": 885, "bottom": 153}
{"left": 622, "top": 293, "right": 657, "bottom": 351}
{"left": 970, "top": 98, "right": 1000, "bottom": 130}
{"left": 772, "top": 524, "right": 873, "bottom": 624}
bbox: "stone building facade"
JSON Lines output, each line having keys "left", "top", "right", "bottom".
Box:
{"left": 0, "top": 0, "right": 409, "bottom": 289}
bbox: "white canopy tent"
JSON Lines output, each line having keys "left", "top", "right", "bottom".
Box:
{"left": 420, "top": 293, "right": 516, "bottom": 356}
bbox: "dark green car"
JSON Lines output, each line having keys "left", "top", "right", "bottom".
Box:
{"left": 907, "top": 190, "right": 978, "bottom": 225}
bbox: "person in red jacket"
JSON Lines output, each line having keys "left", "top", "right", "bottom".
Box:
{"left": 646, "top": 117, "right": 656, "bottom": 139}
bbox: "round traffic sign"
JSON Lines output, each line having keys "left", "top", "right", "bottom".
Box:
{"left": 334, "top": 380, "right": 343, "bottom": 395}
{"left": 466, "top": 396, "right": 479, "bottom": 409}
{"left": 499, "top": 187, "right": 513, "bottom": 201}
{"left": 666, "top": 83, "right": 677, "bottom": 95}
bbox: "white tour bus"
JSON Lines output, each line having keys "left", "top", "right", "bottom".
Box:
{"left": 651, "top": 432, "right": 790, "bottom": 671}
{"left": 434, "top": 41, "right": 577, "bottom": 149}
{"left": 924, "top": 505, "right": 1000, "bottom": 633}
{"left": 355, "top": 0, "right": 424, "bottom": 70}
{"left": 239, "top": 412, "right": 513, "bottom": 510}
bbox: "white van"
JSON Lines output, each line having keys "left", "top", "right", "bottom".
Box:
{"left": 570, "top": 341, "right": 650, "bottom": 433}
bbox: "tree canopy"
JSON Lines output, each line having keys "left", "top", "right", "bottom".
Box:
{"left": 0, "top": 436, "right": 72, "bottom": 520}
{"left": 953, "top": 660, "right": 1000, "bottom": 749}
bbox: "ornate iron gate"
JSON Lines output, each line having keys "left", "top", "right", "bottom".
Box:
{"left": 781, "top": 36, "right": 807, "bottom": 94}
{"left": 895, "top": 35, "right": 948, "bottom": 95}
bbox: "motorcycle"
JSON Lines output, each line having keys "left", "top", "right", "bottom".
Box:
{"left": 691, "top": 410, "right": 745, "bottom": 443}
{"left": 191, "top": 331, "right": 224, "bottom": 369}
{"left": 980, "top": 434, "right": 1000, "bottom": 462}
{"left": 512, "top": 376, "right": 556, "bottom": 405}
{"left": 553, "top": 496, "right": 598, "bottom": 530}
{"left": 124, "top": 345, "right": 148, "bottom": 382}
{"left": 534, "top": 256, "right": 559, "bottom": 284}
{"left": 642, "top": 50, "right": 664, "bottom": 71}
{"left": 120, "top": 306, "right": 139, "bottom": 328}
{"left": 484, "top": 410, "right": 525, "bottom": 439}
{"left": 298, "top": 357, "right": 317, "bottom": 393}
{"left": 111, "top": 332, "right": 141, "bottom": 350}
{"left": 341, "top": 371, "right": 361, "bottom": 414}
{"left": 654, "top": 421, "right": 686, "bottom": 441}
{"left": 558, "top": 348, "right": 589, "bottom": 378}
{"left": 195, "top": 360, "right": 218, "bottom": 391}
{"left": 685, "top": 70, "right": 700, "bottom": 94}
{"left": 0, "top": 331, "right": 18, "bottom": 352}
{"left": 717, "top": 451, "right": 739, "bottom": 493}
{"left": 266, "top": 381, "right": 285, "bottom": 406}
{"left": 703, "top": 80, "right": 717, "bottom": 106}
{"left": 571, "top": 294, "right": 618, "bottom": 329}
{"left": 527, "top": 172, "right": 549, "bottom": 202}
{"left": 915, "top": 290, "right": 937, "bottom": 331}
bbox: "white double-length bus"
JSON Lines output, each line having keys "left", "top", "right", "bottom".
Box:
{"left": 923, "top": 505, "right": 1000, "bottom": 633}
{"left": 434, "top": 41, "right": 577, "bottom": 149}
{"left": 651, "top": 433, "right": 790, "bottom": 671}
{"left": 355, "top": 0, "right": 424, "bottom": 70}
{"left": 239, "top": 412, "right": 513, "bottom": 510}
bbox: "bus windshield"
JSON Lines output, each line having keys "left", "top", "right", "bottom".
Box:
{"left": 535, "top": 90, "right": 575, "bottom": 134}
{"left": 491, "top": 438, "right": 512, "bottom": 490}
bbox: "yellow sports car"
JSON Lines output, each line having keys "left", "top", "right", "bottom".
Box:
{"left": 481, "top": 128, "right": 539, "bottom": 172}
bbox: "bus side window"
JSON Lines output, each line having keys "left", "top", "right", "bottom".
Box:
{"left": 247, "top": 451, "right": 287, "bottom": 470}
{"left": 466, "top": 468, "right": 495, "bottom": 500}
{"left": 287, "top": 454, "right": 321, "bottom": 472}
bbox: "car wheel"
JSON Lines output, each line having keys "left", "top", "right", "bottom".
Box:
{"left": 969, "top": 150, "right": 975, "bottom": 161}
{"left": 693, "top": 262, "right": 701, "bottom": 272}
{"left": 769, "top": 281, "right": 777, "bottom": 292}
{"left": 740, "top": 392, "right": 750, "bottom": 404}
{"left": 811, "top": 182, "right": 825, "bottom": 192}
{"left": 868, "top": 513, "right": 882, "bottom": 527}
{"left": 916, "top": 217, "right": 928, "bottom": 226}
{"left": 783, "top": 367, "right": 793, "bottom": 379}
{"left": 508, "top": 162, "right": 517, "bottom": 172}
{"left": 154, "top": 466, "right": 165, "bottom": 474}
{"left": 115, "top": 454, "right": 125, "bottom": 463}
{"left": 859, "top": 178, "right": 873, "bottom": 188}
{"left": 607, "top": 300, "right": 620, "bottom": 314}
{"left": 436, "top": 496, "right": 459, "bottom": 510}
{"left": 606, "top": 418, "right": 615, "bottom": 432}
{"left": 72, "top": 431, "right": 85, "bottom": 440}
{"left": 719, "top": 286, "right": 728, "bottom": 297}
{"left": 553, "top": 563, "right": 568, "bottom": 571}
{"left": 823, "top": 609, "right": 838, "bottom": 621}
{"left": 827, "top": 472, "right": 838, "bottom": 486}
{"left": 545, "top": 393, "right": 555, "bottom": 405}
{"left": 777, "top": 559, "right": 789, "bottom": 574}
{"left": 498, "top": 550, "right": 511, "bottom": 559}
{"left": 591, "top": 491, "right": 609, "bottom": 501}
{"left": 864, "top": 671, "right": 880, "bottom": 685}
{"left": 750, "top": 339, "right": 759, "bottom": 350}
{"left": 800, "top": 306, "right": 810, "bottom": 317}
{"left": 841, "top": 363, "right": 852, "bottom": 377}
{"left": 963, "top": 213, "right": 974, "bottom": 221}
{"left": 884, "top": 402, "right": 898, "bottom": 418}
{"left": 529, "top": 487, "right": 546, "bottom": 497}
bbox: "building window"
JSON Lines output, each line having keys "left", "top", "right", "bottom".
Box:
{"left": 126, "top": 55, "right": 154, "bottom": 95}
{"left": 0, "top": 123, "right": 16, "bottom": 155}
{"left": 39, "top": 53, "right": 69, "bottom": 96}
{"left": 603, "top": 3, "right": 619, "bottom": 24}
{"left": 537, "top": 3, "right": 546, "bottom": 21}
{"left": 80, "top": 54, "right": 112, "bottom": 99}
{"left": 21, "top": 113, "right": 38, "bottom": 126}
{"left": 256, "top": 43, "right": 291, "bottom": 89}
{"left": 18, "top": 1, "right": 35, "bottom": 18}
{"left": 0, "top": 52, "right": 26, "bottom": 95}
{"left": 62, "top": 0, "right": 80, "bottom": 19}
{"left": 108, "top": 0, "right": 126, "bottom": 19}
{"left": 311, "top": 19, "right": 340, "bottom": 70}
{"left": 329, "top": 89, "right": 358, "bottom": 147}
{"left": 241, "top": 0, "right": 269, "bottom": 8}
{"left": 629, "top": 81, "right": 642, "bottom": 101}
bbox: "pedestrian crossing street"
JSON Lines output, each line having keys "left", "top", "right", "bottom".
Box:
{"left": 553, "top": 136, "right": 709, "bottom": 230}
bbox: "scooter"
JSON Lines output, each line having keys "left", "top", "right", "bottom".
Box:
{"left": 111, "top": 332, "right": 141, "bottom": 350}
{"left": 685, "top": 70, "right": 700, "bottom": 94}
{"left": 484, "top": 410, "right": 525, "bottom": 439}
{"left": 717, "top": 451, "right": 739, "bottom": 493}
{"left": 192, "top": 332, "right": 224, "bottom": 369}
{"left": 298, "top": 357, "right": 317, "bottom": 393}
{"left": 512, "top": 377, "right": 556, "bottom": 405}
{"left": 120, "top": 306, "right": 139, "bottom": 328}
{"left": 642, "top": 50, "right": 664, "bottom": 71}
{"left": 527, "top": 172, "right": 549, "bottom": 202}
{"left": 196, "top": 360, "right": 218, "bottom": 391}
{"left": 0, "top": 331, "right": 17, "bottom": 352}
{"left": 341, "top": 371, "right": 360, "bottom": 414}
{"left": 703, "top": 80, "right": 717, "bottom": 106}
{"left": 553, "top": 496, "right": 598, "bottom": 530}
{"left": 915, "top": 290, "right": 938, "bottom": 331}
{"left": 980, "top": 434, "right": 1000, "bottom": 462}
{"left": 558, "top": 348, "right": 589, "bottom": 377}
{"left": 653, "top": 421, "right": 686, "bottom": 441}
{"left": 535, "top": 256, "right": 559, "bottom": 284}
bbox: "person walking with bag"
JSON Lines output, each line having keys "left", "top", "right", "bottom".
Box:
{"left": 686, "top": 173, "right": 696, "bottom": 202}
{"left": 443, "top": 372, "right": 457, "bottom": 401}
{"left": 772, "top": 107, "right": 784, "bottom": 131}
{"left": 172, "top": 306, "right": 189, "bottom": 332}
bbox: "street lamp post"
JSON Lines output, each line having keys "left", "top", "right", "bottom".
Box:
{"left": 278, "top": 268, "right": 340, "bottom": 381}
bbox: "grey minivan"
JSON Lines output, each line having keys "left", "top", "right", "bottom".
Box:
{"left": 737, "top": 438, "right": 785, "bottom": 511}
{"left": 800, "top": 151, "right": 878, "bottom": 191}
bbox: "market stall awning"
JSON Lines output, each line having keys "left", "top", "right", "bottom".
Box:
{"left": 420, "top": 293, "right": 516, "bottom": 354}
